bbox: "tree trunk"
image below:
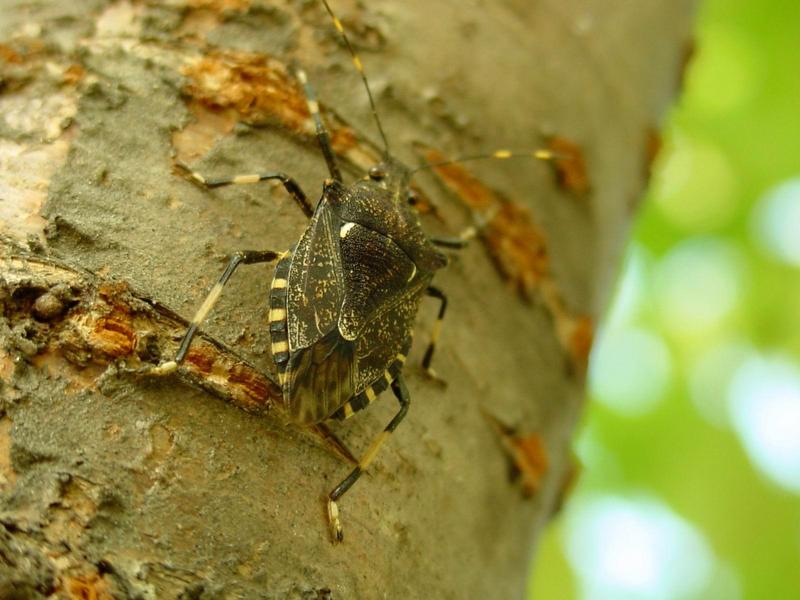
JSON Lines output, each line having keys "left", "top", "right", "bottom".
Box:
{"left": 0, "top": 0, "right": 694, "bottom": 597}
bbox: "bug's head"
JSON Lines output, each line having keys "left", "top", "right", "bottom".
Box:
{"left": 361, "top": 158, "right": 432, "bottom": 230}
{"left": 364, "top": 158, "right": 414, "bottom": 205}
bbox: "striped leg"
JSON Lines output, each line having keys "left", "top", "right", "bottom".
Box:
{"left": 152, "top": 250, "right": 280, "bottom": 375}
{"left": 430, "top": 236, "right": 470, "bottom": 249}
{"left": 177, "top": 162, "right": 314, "bottom": 218}
{"left": 295, "top": 68, "right": 342, "bottom": 182}
{"left": 327, "top": 376, "right": 411, "bottom": 543}
{"left": 422, "top": 286, "right": 447, "bottom": 377}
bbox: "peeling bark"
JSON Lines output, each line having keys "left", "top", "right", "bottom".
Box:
{"left": 0, "top": 1, "right": 694, "bottom": 597}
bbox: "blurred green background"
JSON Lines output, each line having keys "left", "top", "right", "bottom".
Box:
{"left": 530, "top": 0, "right": 800, "bottom": 598}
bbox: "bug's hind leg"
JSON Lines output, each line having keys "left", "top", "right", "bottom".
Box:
{"left": 421, "top": 286, "right": 447, "bottom": 380}
{"left": 176, "top": 162, "right": 314, "bottom": 219}
{"left": 327, "top": 376, "right": 411, "bottom": 543}
{"left": 151, "top": 250, "right": 280, "bottom": 375}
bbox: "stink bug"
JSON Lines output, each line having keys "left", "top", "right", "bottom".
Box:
{"left": 152, "top": 0, "right": 556, "bottom": 542}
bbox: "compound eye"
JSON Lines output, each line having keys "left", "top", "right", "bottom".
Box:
{"left": 368, "top": 165, "right": 386, "bottom": 180}
{"left": 407, "top": 189, "right": 419, "bottom": 205}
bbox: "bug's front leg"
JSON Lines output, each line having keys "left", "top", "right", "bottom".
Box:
{"left": 150, "top": 249, "right": 281, "bottom": 375}
{"left": 327, "top": 376, "right": 411, "bottom": 543}
{"left": 429, "top": 205, "right": 496, "bottom": 250}
{"left": 429, "top": 223, "right": 479, "bottom": 250}
{"left": 176, "top": 161, "right": 314, "bottom": 218}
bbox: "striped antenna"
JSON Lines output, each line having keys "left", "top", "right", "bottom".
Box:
{"left": 411, "top": 149, "right": 566, "bottom": 174}
{"left": 321, "top": 0, "right": 391, "bottom": 157}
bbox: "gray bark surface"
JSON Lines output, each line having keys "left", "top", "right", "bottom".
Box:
{"left": 0, "top": 0, "right": 694, "bottom": 598}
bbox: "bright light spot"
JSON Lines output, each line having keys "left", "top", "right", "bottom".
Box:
{"left": 564, "top": 494, "right": 715, "bottom": 600}
{"left": 683, "top": 26, "right": 760, "bottom": 115}
{"left": 589, "top": 328, "right": 672, "bottom": 417}
{"left": 652, "top": 135, "right": 738, "bottom": 232}
{"left": 729, "top": 355, "right": 800, "bottom": 493}
{"left": 653, "top": 238, "right": 744, "bottom": 340}
{"left": 603, "top": 244, "right": 652, "bottom": 330}
{"left": 752, "top": 177, "right": 800, "bottom": 267}
{"left": 688, "top": 341, "right": 752, "bottom": 428}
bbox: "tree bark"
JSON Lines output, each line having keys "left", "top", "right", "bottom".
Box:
{"left": 0, "top": 0, "right": 694, "bottom": 597}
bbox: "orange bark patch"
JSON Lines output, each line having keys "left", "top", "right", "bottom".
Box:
{"left": 482, "top": 410, "right": 549, "bottom": 498}
{"left": 418, "top": 144, "right": 594, "bottom": 375}
{"left": 547, "top": 136, "right": 589, "bottom": 195}
{"left": 0, "top": 348, "right": 15, "bottom": 384}
{"left": 86, "top": 283, "right": 137, "bottom": 359}
{"left": 186, "top": 0, "right": 251, "bottom": 10}
{"left": 512, "top": 433, "right": 549, "bottom": 497}
{"left": 227, "top": 361, "right": 274, "bottom": 407}
{"left": 178, "top": 50, "right": 360, "bottom": 163}
{"left": 418, "top": 145, "right": 550, "bottom": 298}
{"left": 184, "top": 343, "right": 276, "bottom": 412}
{"left": 540, "top": 280, "right": 595, "bottom": 375}
{"left": 0, "top": 416, "right": 17, "bottom": 490}
{"left": 186, "top": 345, "right": 216, "bottom": 375}
{"left": 567, "top": 314, "right": 594, "bottom": 373}
{"left": 420, "top": 147, "right": 496, "bottom": 211}
{"left": 0, "top": 43, "right": 23, "bottom": 64}
{"left": 63, "top": 572, "right": 113, "bottom": 600}
{"left": 182, "top": 50, "right": 311, "bottom": 132}
{"left": 1, "top": 252, "right": 281, "bottom": 413}
{"left": 90, "top": 315, "right": 136, "bottom": 358}
{"left": 487, "top": 202, "right": 550, "bottom": 297}
{"left": 62, "top": 64, "right": 86, "bottom": 86}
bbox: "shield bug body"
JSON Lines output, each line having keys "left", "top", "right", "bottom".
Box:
{"left": 153, "top": 0, "right": 455, "bottom": 542}
{"left": 267, "top": 153, "right": 450, "bottom": 541}
{"left": 154, "top": 0, "right": 554, "bottom": 542}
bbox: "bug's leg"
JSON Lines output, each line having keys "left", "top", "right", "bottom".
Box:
{"left": 327, "top": 376, "right": 411, "bottom": 543}
{"left": 421, "top": 286, "right": 447, "bottom": 379}
{"left": 295, "top": 68, "right": 343, "bottom": 183}
{"left": 151, "top": 250, "right": 280, "bottom": 375}
{"left": 430, "top": 205, "right": 498, "bottom": 250}
{"left": 177, "top": 162, "right": 314, "bottom": 218}
{"left": 430, "top": 235, "right": 471, "bottom": 249}
{"left": 432, "top": 222, "right": 479, "bottom": 249}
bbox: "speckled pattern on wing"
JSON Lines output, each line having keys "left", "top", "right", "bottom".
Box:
{"left": 338, "top": 223, "right": 417, "bottom": 340}
{"left": 287, "top": 198, "right": 344, "bottom": 351}
{"left": 273, "top": 174, "right": 446, "bottom": 425}
{"left": 353, "top": 292, "right": 421, "bottom": 395}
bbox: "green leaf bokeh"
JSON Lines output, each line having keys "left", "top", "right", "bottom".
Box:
{"left": 530, "top": 0, "right": 800, "bottom": 597}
